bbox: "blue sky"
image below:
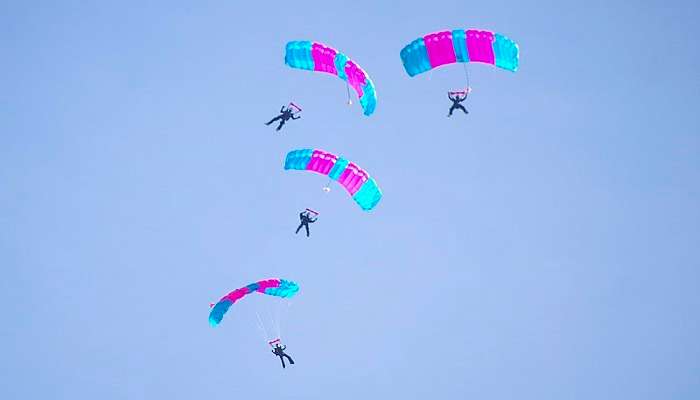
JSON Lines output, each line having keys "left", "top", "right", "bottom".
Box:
{"left": 2, "top": 0, "right": 699, "bottom": 399}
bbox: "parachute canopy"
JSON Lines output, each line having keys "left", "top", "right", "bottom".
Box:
{"left": 284, "top": 149, "right": 382, "bottom": 211}
{"left": 400, "top": 29, "right": 519, "bottom": 76}
{"left": 285, "top": 41, "right": 377, "bottom": 116}
{"left": 209, "top": 279, "right": 299, "bottom": 327}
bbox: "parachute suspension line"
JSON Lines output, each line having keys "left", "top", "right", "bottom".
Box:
{"left": 255, "top": 300, "right": 278, "bottom": 342}
{"left": 462, "top": 63, "right": 470, "bottom": 92}
{"left": 272, "top": 302, "right": 280, "bottom": 339}
{"left": 254, "top": 309, "right": 271, "bottom": 342}
{"left": 323, "top": 177, "right": 333, "bottom": 193}
{"left": 267, "top": 306, "right": 276, "bottom": 340}
{"left": 274, "top": 300, "right": 283, "bottom": 340}
{"left": 277, "top": 300, "right": 293, "bottom": 342}
{"left": 255, "top": 298, "right": 285, "bottom": 343}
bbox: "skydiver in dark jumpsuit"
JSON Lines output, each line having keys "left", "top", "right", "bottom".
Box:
{"left": 447, "top": 92, "right": 469, "bottom": 117}
{"left": 265, "top": 106, "right": 300, "bottom": 131}
{"left": 272, "top": 344, "right": 295, "bottom": 368}
{"left": 295, "top": 211, "right": 317, "bottom": 237}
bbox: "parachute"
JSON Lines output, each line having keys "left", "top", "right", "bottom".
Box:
{"left": 209, "top": 279, "right": 299, "bottom": 327}
{"left": 400, "top": 29, "right": 519, "bottom": 76}
{"left": 285, "top": 41, "right": 377, "bottom": 116}
{"left": 284, "top": 149, "right": 382, "bottom": 211}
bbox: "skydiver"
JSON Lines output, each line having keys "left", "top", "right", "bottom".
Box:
{"left": 447, "top": 92, "right": 469, "bottom": 117}
{"left": 295, "top": 211, "right": 317, "bottom": 237}
{"left": 265, "top": 106, "right": 300, "bottom": 131}
{"left": 271, "top": 343, "right": 295, "bottom": 368}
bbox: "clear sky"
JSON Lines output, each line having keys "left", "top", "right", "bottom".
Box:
{"left": 2, "top": 0, "right": 699, "bottom": 399}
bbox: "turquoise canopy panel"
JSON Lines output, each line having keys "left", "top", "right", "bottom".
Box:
{"left": 493, "top": 33, "right": 519, "bottom": 72}
{"left": 399, "top": 38, "right": 431, "bottom": 77}
{"left": 352, "top": 177, "right": 382, "bottom": 211}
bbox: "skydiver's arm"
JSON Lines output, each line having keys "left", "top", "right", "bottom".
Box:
{"left": 448, "top": 93, "right": 455, "bottom": 101}
{"left": 291, "top": 115, "right": 300, "bottom": 120}
{"left": 281, "top": 106, "right": 286, "bottom": 113}
{"left": 281, "top": 345, "right": 286, "bottom": 350}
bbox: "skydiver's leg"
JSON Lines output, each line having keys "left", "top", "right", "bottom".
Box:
{"left": 266, "top": 115, "right": 282, "bottom": 125}
{"left": 276, "top": 120, "right": 286, "bottom": 131}
{"left": 296, "top": 223, "right": 303, "bottom": 234}
{"left": 304, "top": 224, "right": 310, "bottom": 237}
{"left": 458, "top": 104, "right": 469, "bottom": 114}
{"left": 280, "top": 356, "right": 286, "bottom": 368}
{"left": 448, "top": 106, "right": 456, "bottom": 117}
{"left": 284, "top": 354, "right": 295, "bottom": 365}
